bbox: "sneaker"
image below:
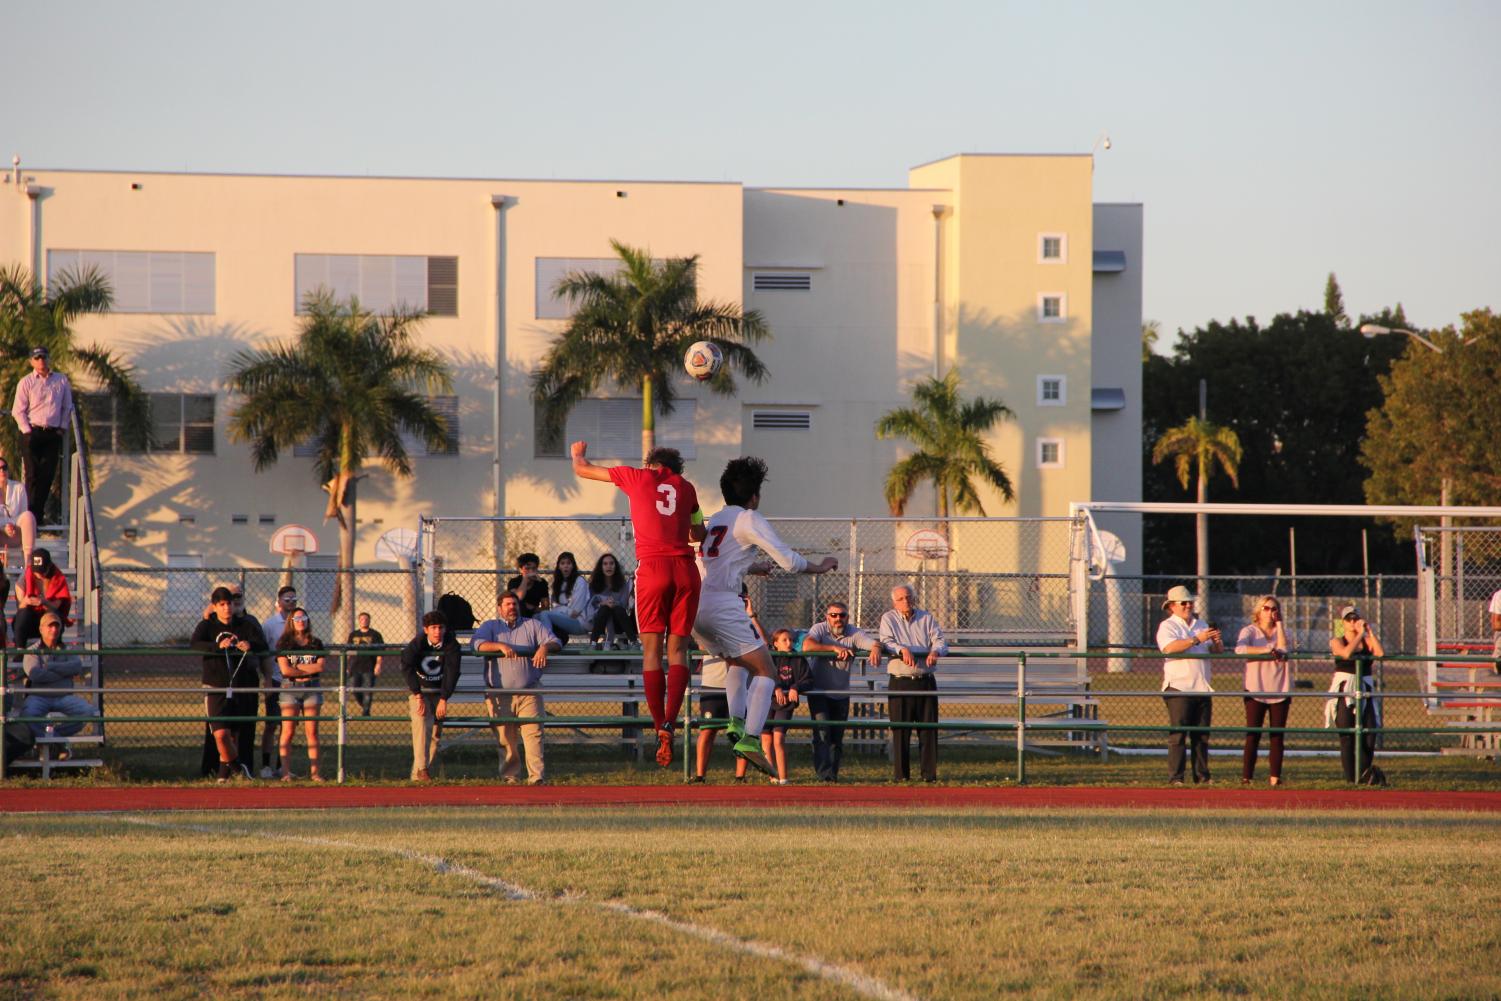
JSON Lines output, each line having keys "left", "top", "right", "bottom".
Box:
{"left": 732, "top": 734, "right": 774, "bottom": 776}
{"left": 733, "top": 775, "right": 747, "bottom": 784}
{"left": 216, "top": 762, "right": 232, "bottom": 783}
{"left": 413, "top": 769, "right": 431, "bottom": 783}
{"left": 655, "top": 727, "right": 675, "bottom": 768}
{"left": 726, "top": 717, "right": 746, "bottom": 743}
{"left": 688, "top": 775, "right": 706, "bottom": 783}
{"left": 259, "top": 765, "right": 276, "bottom": 780}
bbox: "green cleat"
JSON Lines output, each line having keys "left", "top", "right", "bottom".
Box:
{"left": 732, "top": 734, "right": 773, "bottom": 776}
{"left": 726, "top": 716, "right": 746, "bottom": 742}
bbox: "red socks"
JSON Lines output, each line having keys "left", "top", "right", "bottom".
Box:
{"left": 664, "top": 663, "right": 690, "bottom": 727}
{"left": 643, "top": 668, "right": 667, "bottom": 731}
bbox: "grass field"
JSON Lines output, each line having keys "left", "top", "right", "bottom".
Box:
{"left": 4, "top": 806, "right": 1501, "bottom": 999}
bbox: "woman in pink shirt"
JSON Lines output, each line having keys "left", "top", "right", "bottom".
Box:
{"left": 1235, "top": 595, "right": 1291, "bottom": 786}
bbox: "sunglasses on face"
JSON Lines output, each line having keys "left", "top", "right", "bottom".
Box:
{"left": 291, "top": 616, "right": 309, "bottom": 623}
{"left": 828, "top": 612, "right": 847, "bottom": 618}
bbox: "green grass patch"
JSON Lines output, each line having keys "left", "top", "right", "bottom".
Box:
{"left": 3, "top": 807, "right": 1499, "bottom": 999}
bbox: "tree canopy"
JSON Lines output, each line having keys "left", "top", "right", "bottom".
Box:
{"left": 1362, "top": 308, "right": 1501, "bottom": 523}
{"left": 875, "top": 371, "right": 1014, "bottom": 517}
{"left": 530, "top": 240, "right": 770, "bottom": 461}
{"left": 1143, "top": 304, "right": 1410, "bottom": 574}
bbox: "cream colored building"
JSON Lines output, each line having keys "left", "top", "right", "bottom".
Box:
{"left": 0, "top": 155, "right": 1142, "bottom": 572}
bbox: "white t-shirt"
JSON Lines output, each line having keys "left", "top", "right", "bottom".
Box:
{"left": 0, "top": 480, "right": 27, "bottom": 528}
{"left": 262, "top": 611, "right": 288, "bottom": 682}
{"left": 695, "top": 506, "right": 807, "bottom": 594}
{"left": 1156, "top": 614, "right": 1215, "bottom": 693}
{"left": 1489, "top": 588, "right": 1501, "bottom": 618}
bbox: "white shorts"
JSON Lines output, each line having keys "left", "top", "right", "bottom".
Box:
{"left": 692, "top": 590, "right": 764, "bottom": 660}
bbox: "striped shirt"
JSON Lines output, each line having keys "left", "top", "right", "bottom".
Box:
{"left": 12, "top": 371, "right": 74, "bottom": 434}
{"left": 878, "top": 608, "right": 948, "bottom": 678}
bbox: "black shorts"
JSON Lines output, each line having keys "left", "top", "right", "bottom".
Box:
{"left": 205, "top": 689, "right": 255, "bottom": 732}
{"left": 768, "top": 701, "right": 798, "bottom": 729}
{"left": 264, "top": 680, "right": 281, "bottom": 717}
{"left": 699, "top": 692, "right": 728, "bottom": 720}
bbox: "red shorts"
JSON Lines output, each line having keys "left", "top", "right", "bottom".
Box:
{"left": 633, "top": 556, "right": 701, "bottom": 637}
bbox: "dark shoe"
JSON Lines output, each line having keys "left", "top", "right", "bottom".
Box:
{"left": 216, "top": 762, "right": 232, "bottom": 783}
{"left": 688, "top": 775, "right": 705, "bottom": 783}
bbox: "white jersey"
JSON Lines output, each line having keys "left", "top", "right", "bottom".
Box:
{"left": 696, "top": 506, "right": 807, "bottom": 593}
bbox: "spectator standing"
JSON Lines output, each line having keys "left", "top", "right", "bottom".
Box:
{"left": 14, "top": 549, "right": 71, "bottom": 647}
{"left": 572, "top": 441, "right": 705, "bottom": 768}
{"left": 764, "top": 629, "right": 811, "bottom": 785}
{"left": 1489, "top": 586, "right": 1501, "bottom": 664}
{"left": 19, "top": 612, "right": 92, "bottom": 741}
{"left": 1235, "top": 595, "right": 1292, "bottom": 787}
{"left": 1328, "top": 605, "right": 1386, "bottom": 785}
{"left": 346, "top": 612, "right": 384, "bottom": 716}
{"left": 472, "top": 593, "right": 559, "bottom": 784}
{"left": 0, "top": 455, "right": 37, "bottom": 597}
{"left": 191, "top": 586, "right": 267, "bottom": 782}
{"left": 586, "top": 553, "right": 636, "bottom": 649}
{"left": 276, "top": 608, "right": 326, "bottom": 782}
{"left": 1156, "top": 584, "right": 1221, "bottom": 787}
{"left": 400, "top": 611, "right": 460, "bottom": 782}
{"left": 801, "top": 601, "right": 881, "bottom": 782}
{"left": 879, "top": 584, "right": 948, "bottom": 782}
{"left": 10, "top": 346, "right": 73, "bottom": 523}
{"left": 505, "top": 553, "right": 551, "bottom": 619}
{"left": 536, "top": 551, "right": 591, "bottom": 646}
{"left": 197, "top": 585, "right": 267, "bottom": 778}
{"left": 692, "top": 655, "right": 751, "bottom": 783}
{"left": 258, "top": 585, "right": 298, "bottom": 776}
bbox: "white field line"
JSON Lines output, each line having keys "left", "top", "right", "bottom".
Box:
{"left": 121, "top": 816, "right": 920, "bottom": 1001}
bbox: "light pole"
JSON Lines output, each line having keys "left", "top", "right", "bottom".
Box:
{"left": 1359, "top": 322, "right": 1444, "bottom": 353}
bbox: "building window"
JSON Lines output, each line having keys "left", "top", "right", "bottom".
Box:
{"left": 535, "top": 257, "right": 622, "bottom": 320}
{"left": 294, "top": 254, "right": 458, "bottom": 316}
{"left": 1037, "top": 438, "right": 1065, "bottom": 469}
{"left": 293, "top": 395, "right": 458, "bottom": 458}
{"left": 47, "top": 250, "right": 215, "bottom": 314}
{"left": 1038, "top": 233, "right": 1067, "bottom": 264}
{"left": 1038, "top": 294, "right": 1066, "bottom": 323}
{"left": 1037, "top": 376, "right": 1066, "bottom": 407}
{"left": 82, "top": 392, "right": 214, "bottom": 453}
{"left": 535, "top": 399, "right": 696, "bottom": 459}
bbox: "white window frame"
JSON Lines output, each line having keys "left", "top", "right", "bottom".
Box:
{"left": 1036, "top": 438, "right": 1065, "bottom": 469}
{"left": 1038, "top": 293, "right": 1067, "bottom": 324}
{"left": 1037, "top": 233, "right": 1068, "bottom": 264}
{"left": 1036, "top": 376, "right": 1066, "bottom": 407}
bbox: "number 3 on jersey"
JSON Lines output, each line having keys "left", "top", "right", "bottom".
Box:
{"left": 703, "top": 525, "right": 728, "bottom": 559}
{"left": 655, "top": 483, "right": 676, "bottom": 516}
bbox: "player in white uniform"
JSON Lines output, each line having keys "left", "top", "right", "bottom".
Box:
{"left": 694, "top": 457, "right": 836, "bottom": 774}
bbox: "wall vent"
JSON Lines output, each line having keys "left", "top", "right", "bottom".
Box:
{"left": 752, "top": 410, "right": 812, "bottom": 430}
{"left": 752, "top": 273, "right": 812, "bottom": 291}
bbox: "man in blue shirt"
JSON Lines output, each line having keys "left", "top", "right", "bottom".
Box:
{"left": 473, "top": 593, "right": 559, "bottom": 784}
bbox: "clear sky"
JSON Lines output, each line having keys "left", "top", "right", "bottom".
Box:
{"left": 5, "top": 0, "right": 1497, "bottom": 345}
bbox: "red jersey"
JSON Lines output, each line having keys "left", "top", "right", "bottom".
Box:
{"left": 608, "top": 465, "right": 699, "bottom": 559}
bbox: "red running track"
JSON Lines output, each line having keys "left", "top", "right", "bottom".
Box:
{"left": 3, "top": 784, "right": 1501, "bottom": 814}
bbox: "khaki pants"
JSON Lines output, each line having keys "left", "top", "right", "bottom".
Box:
{"left": 487, "top": 692, "right": 545, "bottom": 783}
{"left": 409, "top": 693, "right": 441, "bottom": 778}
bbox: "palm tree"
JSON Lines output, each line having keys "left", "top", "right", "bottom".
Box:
{"left": 0, "top": 263, "right": 151, "bottom": 503}
{"left": 1151, "top": 416, "right": 1242, "bottom": 606}
{"left": 225, "top": 293, "right": 454, "bottom": 636}
{"left": 875, "top": 372, "right": 1015, "bottom": 517}
{"left": 531, "top": 240, "right": 770, "bottom": 461}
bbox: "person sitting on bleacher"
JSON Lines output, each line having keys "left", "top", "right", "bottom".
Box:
{"left": 0, "top": 454, "right": 37, "bottom": 606}
{"left": 473, "top": 592, "right": 559, "bottom": 785}
{"left": 14, "top": 548, "right": 70, "bottom": 647}
{"left": 20, "top": 612, "right": 92, "bottom": 745}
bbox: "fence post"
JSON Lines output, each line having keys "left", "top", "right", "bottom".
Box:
{"left": 1, "top": 645, "right": 8, "bottom": 781}
{"left": 336, "top": 649, "right": 347, "bottom": 783}
{"left": 1353, "top": 682, "right": 1363, "bottom": 783}
{"left": 681, "top": 671, "right": 693, "bottom": 782}
{"left": 1016, "top": 650, "right": 1027, "bottom": 785}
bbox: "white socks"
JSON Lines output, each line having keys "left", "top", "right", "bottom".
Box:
{"left": 745, "top": 676, "right": 774, "bottom": 738}
{"left": 727, "top": 664, "right": 749, "bottom": 721}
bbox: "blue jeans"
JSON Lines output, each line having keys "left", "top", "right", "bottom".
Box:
{"left": 20, "top": 693, "right": 95, "bottom": 738}
{"left": 536, "top": 610, "right": 587, "bottom": 645}
{"left": 807, "top": 693, "right": 850, "bottom": 780}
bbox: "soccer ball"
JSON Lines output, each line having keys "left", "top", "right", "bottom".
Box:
{"left": 684, "top": 340, "right": 724, "bottom": 382}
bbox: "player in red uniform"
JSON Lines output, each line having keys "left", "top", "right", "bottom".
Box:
{"left": 572, "top": 440, "right": 705, "bottom": 767}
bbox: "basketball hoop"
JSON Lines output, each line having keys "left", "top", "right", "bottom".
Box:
{"left": 270, "top": 524, "right": 318, "bottom": 558}
{"left": 903, "top": 529, "right": 951, "bottom": 561}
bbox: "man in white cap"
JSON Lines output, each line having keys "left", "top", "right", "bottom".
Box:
{"left": 1156, "top": 584, "right": 1222, "bottom": 786}
{"left": 10, "top": 346, "right": 74, "bottom": 523}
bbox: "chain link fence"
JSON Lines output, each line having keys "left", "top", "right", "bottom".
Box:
{"left": 99, "top": 567, "right": 422, "bottom": 647}
{"left": 424, "top": 516, "right": 1078, "bottom": 641}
